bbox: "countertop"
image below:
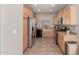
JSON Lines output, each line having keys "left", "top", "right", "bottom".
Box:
{"left": 58, "top": 31, "right": 77, "bottom": 35}
{"left": 58, "top": 31, "right": 78, "bottom": 42}
{"left": 36, "top": 27, "right": 54, "bottom": 29}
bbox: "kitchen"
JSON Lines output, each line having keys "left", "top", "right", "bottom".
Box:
{"left": 53, "top": 5, "right": 78, "bottom": 54}
{"left": 23, "top": 4, "right": 78, "bottom": 55}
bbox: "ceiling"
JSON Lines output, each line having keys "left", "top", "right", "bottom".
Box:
{"left": 24, "top": 4, "right": 68, "bottom": 14}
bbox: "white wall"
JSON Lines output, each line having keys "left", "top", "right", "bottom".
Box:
{"left": 76, "top": 5, "right": 79, "bottom": 44}
{"left": 0, "top": 4, "right": 23, "bottom": 55}
{"left": 75, "top": 5, "right": 79, "bottom": 54}
{"left": 0, "top": 5, "right": 2, "bottom": 53}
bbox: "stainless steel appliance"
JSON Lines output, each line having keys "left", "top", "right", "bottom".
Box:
{"left": 28, "top": 17, "right": 33, "bottom": 48}
{"left": 65, "top": 41, "right": 77, "bottom": 55}
{"left": 36, "top": 29, "right": 42, "bottom": 38}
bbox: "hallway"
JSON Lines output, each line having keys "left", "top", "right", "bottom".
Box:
{"left": 24, "top": 38, "right": 63, "bottom": 55}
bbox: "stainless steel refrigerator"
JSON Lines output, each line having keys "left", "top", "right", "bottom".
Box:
{"left": 28, "top": 18, "right": 33, "bottom": 48}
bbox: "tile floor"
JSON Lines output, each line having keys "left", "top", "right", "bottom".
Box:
{"left": 24, "top": 38, "right": 63, "bottom": 55}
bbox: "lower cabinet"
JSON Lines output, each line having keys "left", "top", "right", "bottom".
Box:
{"left": 58, "top": 32, "right": 65, "bottom": 54}
{"left": 43, "top": 29, "right": 54, "bottom": 38}
{"left": 58, "top": 32, "right": 77, "bottom": 54}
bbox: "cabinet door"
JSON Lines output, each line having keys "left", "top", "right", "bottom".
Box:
{"left": 53, "top": 16, "right": 58, "bottom": 25}
{"left": 62, "top": 9, "right": 66, "bottom": 25}
{"left": 53, "top": 16, "right": 57, "bottom": 24}
{"left": 58, "top": 33, "right": 61, "bottom": 47}
{"left": 60, "top": 36, "right": 65, "bottom": 53}
{"left": 58, "top": 32, "right": 65, "bottom": 53}
{"left": 65, "top": 7, "right": 71, "bottom": 25}
{"left": 63, "top": 8, "right": 70, "bottom": 25}
{"left": 71, "top": 6, "right": 77, "bottom": 25}
{"left": 58, "top": 32, "right": 62, "bottom": 48}
{"left": 67, "top": 7, "right": 71, "bottom": 25}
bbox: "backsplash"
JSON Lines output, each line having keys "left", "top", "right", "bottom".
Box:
{"left": 36, "top": 13, "right": 54, "bottom": 29}
{"left": 69, "top": 25, "right": 78, "bottom": 33}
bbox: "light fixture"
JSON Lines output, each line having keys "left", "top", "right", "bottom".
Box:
{"left": 34, "top": 4, "right": 37, "bottom": 7}
{"left": 38, "top": 8, "right": 40, "bottom": 12}
{"left": 51, "top": 4, "right": 55, "bottom": 7}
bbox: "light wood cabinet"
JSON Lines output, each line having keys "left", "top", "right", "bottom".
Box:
{"left": 62, "top": 7, "right": 71, "bottom": 25}
{"left": 53, "top": 16, "right": 58, "bottom": 25}
{"left": 23, "top": 7, "right": 33, "bottom": 52}
{"left": 58, "top": 32, "right": 65, "bottom": 53}
{"left": 58, "top": 10, "right": 63, "bottom": 18}
{"left": 63, "top": 5, "right": 77, "bottom": 25}
{"left": 70, "top": 6, "right": 77, "bottom": 25}
{"left": 62, "top": 9, "right": 66, "bottom": 25}
{"left": 43, "top": 29, "right": 54, "bottom": 38}
{"left": 58, "top": 32, "right": 78, "bottom": 54}
{"left": 57, "top": 5, "right": 77, "bottom": 25}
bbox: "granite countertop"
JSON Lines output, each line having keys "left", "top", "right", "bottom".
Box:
{"left": 36, "top": 27, "right": 54, "bottom": 29}
{"left": 58, "top": 31, "right": 78, "bottom": 42}
{"left": 58, "top": 31, "right": 77, "bottom": 35}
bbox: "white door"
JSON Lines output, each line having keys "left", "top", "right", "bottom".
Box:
{"left": 1, "top": 4, "right": 23, "bottom": 55}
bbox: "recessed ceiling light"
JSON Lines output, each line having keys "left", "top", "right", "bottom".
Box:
{"left": 38, "top": 9, "right": 40, "bottom": 12}
{"left": 51, "top": 4, "right": 54, "bottom": 7}
{"left": 34, "top": 4, "right": 37, "bottom": 6}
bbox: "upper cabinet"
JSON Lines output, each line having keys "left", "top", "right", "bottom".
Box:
{"left": 53, "top": 5, "right": 78, "bottom": 25}
{"left": 63, "top": 7, "right": 71, "bottom": 25}
{"left": 53, "top": 16, "right": 57, "bottom": 25}
{"left": 63, "top": 5, "right": 77, "bottom": 25}
{"left": 58, "top": 10, "right": 63, "bottom": 18}
{"left": 70, "top": 5, "right": 77, "bottom": 25}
